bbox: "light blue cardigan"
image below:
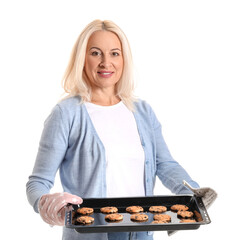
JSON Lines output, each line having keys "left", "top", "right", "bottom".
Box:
{"left": 26, "top": 96, "right": 199, "bottom": 239}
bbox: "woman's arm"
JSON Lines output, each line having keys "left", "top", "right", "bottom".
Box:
{"left": 26, "top": 105, "right": 69, "bottom": 212}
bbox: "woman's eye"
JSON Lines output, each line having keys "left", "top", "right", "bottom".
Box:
{"left": 112, "top": 52, "right": 120, "bottom": 56}
{"left": 91, "top": 51, "right": 101, "bottom": 56}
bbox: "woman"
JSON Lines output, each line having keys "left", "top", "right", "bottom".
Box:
{"left": 26, "top": 20, "right": 200, "bottom": 240}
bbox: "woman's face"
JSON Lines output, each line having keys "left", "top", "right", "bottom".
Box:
{"left": 84, "top": 30, "right": 124, "bottom": 92}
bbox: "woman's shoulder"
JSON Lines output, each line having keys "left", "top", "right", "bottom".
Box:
{"left": 57, "top": 95, "right": 82, "bottom": 109}
{"left": 133, "top": 99, "right": 160, "bottom": 127}
{"left": 48, "top": 96, "right": 84, "bottom": 121}
{"left": 133, "top": 98, "right": 154, "bottom": 113}
{"left": 54, "top": 95, "right": 84, "bottom": 114}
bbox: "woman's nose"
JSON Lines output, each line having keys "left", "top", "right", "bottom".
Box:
{"left": 99, "top": 54, "right": 112, "bottom": 68}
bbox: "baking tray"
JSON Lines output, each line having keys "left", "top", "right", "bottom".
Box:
{"left": 65, "top": 194, "right": 211, "bottom": 233}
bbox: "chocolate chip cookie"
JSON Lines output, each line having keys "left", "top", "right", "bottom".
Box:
{"left": 77, "top": 207, "right": 94, "bottom": 215}
{"left": 126, "top": 206, "right": 144, "bottom": 214}
{"left": 100, "top": 206, "right": 118, "bottom": 214}
{"left": 149, "top": 206, "right": 167, "bottom": 213}
{"left": 152, "top": 220, "right": 168, "bottom": 224}
{"left": 170, "top": 204, "right": 189, "bottom": 212}
{"left": 130, "top": 213, "right": 148, "bottom": 222}
{"left": 153, "top": 214, "right": 171, "bottom": 223}
{"left": 180, "top": 219, "right": 196, "bottom": 223}
{"left": 177, "top": 210, "right": 194, "bottom": 219}
{"left": 76, "top": 216, "right": 94, "bottom": 225}
{"left": 105, "top": 213, "right": 123, "bottom": 222}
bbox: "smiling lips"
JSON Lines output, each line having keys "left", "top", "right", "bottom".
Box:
{"left": 97, "top": 71, "right": 114, "bottom": 78}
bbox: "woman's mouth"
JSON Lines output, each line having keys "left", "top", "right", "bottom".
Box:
{"left": 97, "top": 71, "right": 114, "bottom": 78}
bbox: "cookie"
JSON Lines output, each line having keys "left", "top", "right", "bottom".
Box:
{"left": 193, "top": 210, "right": 203, "bottom": 222}
{"left": 170, "top": 204, "right": 189, "bottom": 212}
{"left": 152, "top": 220, "right": 168, "bottom": 224}
{"left": 153, "top": 214, "right": 171, "bottom": 223}
{"left": 126, "top": 206, "right": 144, "bottom": 214}
{"left": 177, "top": 210, "right": 194, "bottom": 219}
{"left": 76, "top": 216, "right": 94, "bottom": 225}
{"left": 130, "top": 213, "right": 148, "bottom": 222}
{"left": 180, "top": 219, "right": 196, "bottom": 223}
{"left": 105, "top": 213, "right": 123, "bottom": 222}
{"left": 149, "top": 206, "right": 167, "bottom": 213}
{"left": 77, "top": 207, "right": 94, "bottom": 215}
{"left": 100, "top": 206, "right": 118, "bottom": 214}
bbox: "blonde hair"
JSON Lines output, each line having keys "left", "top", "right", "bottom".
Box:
{"left": 62, "top": 19, "right": 136, "bottom": 110}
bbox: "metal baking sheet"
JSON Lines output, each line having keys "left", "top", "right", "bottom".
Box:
{"left": 65, "top": 195, "right": 211, "bottom": 233}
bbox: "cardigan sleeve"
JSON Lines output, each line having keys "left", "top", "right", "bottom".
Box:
{"left": 149, "top": 105, "right": 200, "bottom": 194}
{"left": 26, "top": 105, "right": 69, "bottom": 212}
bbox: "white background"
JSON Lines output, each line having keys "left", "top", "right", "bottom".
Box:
{"left": 1, "top": 0, "right": 250, "bottom": 239}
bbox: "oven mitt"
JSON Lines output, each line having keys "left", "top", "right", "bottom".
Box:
{"left": 182, "top": 180, "right": 217, "bottom": 209}
{"left": 38, "top": 192, "right": 83, "bottom": 226}
{"left": 168, "top": 181, "right": 217, "bottom": 236}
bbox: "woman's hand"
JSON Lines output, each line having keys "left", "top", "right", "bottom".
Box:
{"left": 168, "top": 181, "right": 217, "bottom": 236}
{"left": 183, "top": 180, "right": 217, "bottom": 208}
{"left": 38, "top": 192, "right": 83, "bottom": 226}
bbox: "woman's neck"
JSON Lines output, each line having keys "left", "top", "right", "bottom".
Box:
{"left": 91, "top": 89, "right": 121, "bottom": 106}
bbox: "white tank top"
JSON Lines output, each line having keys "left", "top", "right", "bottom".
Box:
{"left": 85, "top": 101, "right": 145, "bottom": 197}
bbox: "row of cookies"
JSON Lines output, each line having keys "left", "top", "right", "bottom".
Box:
{"left": 76, "top": 204, "right": 189, "bottom": 215}
{"left": 76, "top": 212, "right": 148, "bottom": 224}
{"left": 76, "top": 212, "right": 196, "bottom": 225}
{"left": 78, "top": 203, "right": 193, "bottom": 213}
{"left": 76, "top": 205, "right": 165, "bottom": 215}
